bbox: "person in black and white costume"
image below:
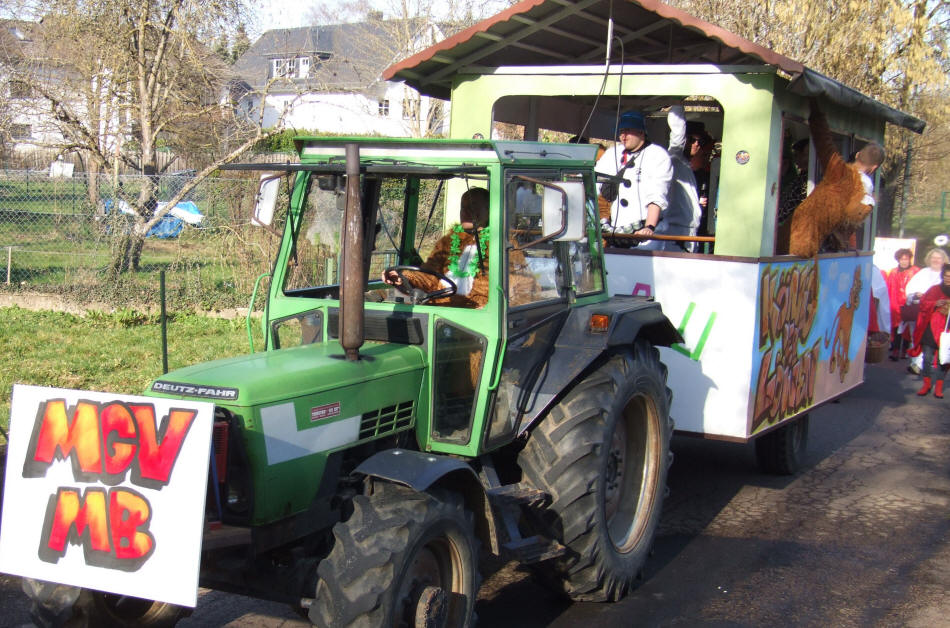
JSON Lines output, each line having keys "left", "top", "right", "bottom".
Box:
{"left": 597, "top": 110, "right": 670, "bottom": 246}
{"left": 597, "top": 109, "right": 699, "bottom": 250}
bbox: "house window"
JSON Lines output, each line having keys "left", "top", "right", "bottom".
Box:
{"left": 272, "top": 57, "right": 311, "bottom": 79}
{"left": 272, "top": 57, "right": 298, "bottom": 79}
{"left": 8, "top": 80, "right": 31, "bottom": 99}
{"left": 378, "top": 99, "right": 390, "bottom": 116}
{"left": 402, "top": 97, "right": 419, "bottom": 121}
{"left": 10, "top": 124, "right": 32, "bottom": 140}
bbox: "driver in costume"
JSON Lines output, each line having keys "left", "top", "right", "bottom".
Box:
{"left": 382, "top": 187, "right": 538, "bottom": 308}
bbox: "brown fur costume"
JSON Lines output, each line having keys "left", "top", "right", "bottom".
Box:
{"left": 786, "top": 104, "right": 872, "bottom": 257}
{"left": 403, "top": 228, "right": 539, "bottom": 308}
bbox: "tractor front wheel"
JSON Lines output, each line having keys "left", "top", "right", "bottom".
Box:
{"left": 69, "top": 590, "right": 187, "bottom": 627}
{"left": 309, "top": 482, "right": 479, "bottom": 628}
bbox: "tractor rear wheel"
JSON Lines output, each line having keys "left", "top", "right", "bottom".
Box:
{"left": 309, "top": 482, "right": 479, "bottom": 628}
{"left": 518, "top": 341, "right": 673, "bottom": 602}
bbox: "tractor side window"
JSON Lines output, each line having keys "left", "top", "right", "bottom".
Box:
{"left": 571, "top": 178, "right": 603, "bottom": 296}
{"left": 507, "top": 178, "right": 561, "bottom": 305}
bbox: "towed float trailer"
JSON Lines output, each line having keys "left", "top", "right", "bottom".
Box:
{"left": 384, "top": 1, "right": 925, "bottom": 470}
{"left": 449, "top": 63, "right": 920, "bottom": 469}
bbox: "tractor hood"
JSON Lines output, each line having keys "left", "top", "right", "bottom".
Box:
{"left": 146, "top": 342, "right": 426, "bottom": 407}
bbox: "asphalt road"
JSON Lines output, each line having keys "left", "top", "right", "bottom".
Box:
{"left": 1, "top": 359, "right": 948, "bottom": 627}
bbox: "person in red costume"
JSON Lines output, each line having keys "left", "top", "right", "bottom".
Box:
{"left": 908, "top": 263, "right": 950, "bottom": 398}
{"left": 885, "top": 248, "right": 920, "bottom": 360}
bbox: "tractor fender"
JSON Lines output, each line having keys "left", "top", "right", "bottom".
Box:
{"left": 355, "top": 449, "right": 499, "bottom": 555}
{"left": 517, "top": 297, "right": 681, "bottom": 435}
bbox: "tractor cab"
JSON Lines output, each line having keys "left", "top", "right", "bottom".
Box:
{"left": 242, "top": 138, "right": 612, "bottom": 457}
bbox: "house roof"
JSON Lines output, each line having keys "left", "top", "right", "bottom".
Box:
{"left": 233, "top": 21, "right": 428, "bottom": 94}
{"left": 0, "top": 19, "right": 42, "bottom": 65}
{"left": 383, "top": 0, "right": 924, "bottom": 133}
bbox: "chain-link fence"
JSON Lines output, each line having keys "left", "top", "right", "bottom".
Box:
{"left": 0, "top": 170, "right": 281, "bottom": 312}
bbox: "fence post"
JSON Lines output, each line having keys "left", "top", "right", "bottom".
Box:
{"left": 160, "top": 270, "right": 168, "bottom": 375}
{"left": 6, "top": 246, "right": 11, "bottom": 285}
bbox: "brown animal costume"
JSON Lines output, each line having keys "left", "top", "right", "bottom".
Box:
{"left": 399, "top": 189, "right": 539, "bottom": 391}
{"left": 787, "top": 103, "right": 872, "bottom": 257}
{"left": 401, "top": 188, "right": 539, "bottom": 308}
{"left": 403, "top": 227, "right": 491, "bottom": 308}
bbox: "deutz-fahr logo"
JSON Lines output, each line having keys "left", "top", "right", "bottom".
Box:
{"left": 151, "top": 381, "right": 238, "bottom": 401}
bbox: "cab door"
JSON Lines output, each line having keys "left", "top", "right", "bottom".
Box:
{"left": 484, "top": 172, "right": 600, "bottom": 448}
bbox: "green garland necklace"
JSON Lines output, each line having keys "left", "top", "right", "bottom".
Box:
{"left": 447, "top": 224, "right": 490, "bottom": 278}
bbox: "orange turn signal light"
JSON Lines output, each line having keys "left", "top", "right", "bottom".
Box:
{"left": 590, "top": 314, "right": 609, "bottom": 333}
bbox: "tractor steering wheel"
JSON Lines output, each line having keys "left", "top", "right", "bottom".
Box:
{"left": 385, "top": 265, "right": 458, "bottom": 304}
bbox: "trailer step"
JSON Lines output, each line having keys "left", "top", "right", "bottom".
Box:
{"left": 486, "top": 483, "right": 551, "bottom": 507}
{"left": 502, "top": 536, "right": 567, "bottom": 563}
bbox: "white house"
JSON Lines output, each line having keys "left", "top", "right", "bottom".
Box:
{"left": 231, "top": 22, "right": 449, "bottom": 138}
{"left": 0, "top": 20, "right": 68, "bottom": 155}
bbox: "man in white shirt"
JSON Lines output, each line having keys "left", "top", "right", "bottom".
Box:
{"left": 596, "top": 110, "right": 672, "bottom": 246}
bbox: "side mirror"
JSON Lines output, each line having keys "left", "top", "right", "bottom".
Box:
{"left": 542, "top": 181, "right": 585, "bottom": 241}
{"left": 252, "top": 174, "right": 281, "bottom": 227}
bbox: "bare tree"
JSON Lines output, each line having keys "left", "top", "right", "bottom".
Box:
{"left": 671, "top": 0, "right": 950, "bottom": 233}
{"left": 5, "top": 0, "right": 289, "bottom": 275}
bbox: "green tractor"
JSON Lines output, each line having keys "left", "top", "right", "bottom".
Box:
{"left": 48, "top": 138, "right": 680, "bottom": 627}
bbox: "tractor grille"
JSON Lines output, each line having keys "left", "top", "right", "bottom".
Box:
{"left": 360, "top": 401, "right": 415, "bottom": 439}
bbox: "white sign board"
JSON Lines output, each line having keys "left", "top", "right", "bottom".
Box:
{"left": 49, "top": 161, "right": 74, "bottom": 179}
{"left": 0, "top": 385, "right": 214, "bottom": 607}
{"left": 873, "top": 236, "right": 917, "bottom": 272}
{"left": 605, "top": 252, "right": 758, "bottom": 438}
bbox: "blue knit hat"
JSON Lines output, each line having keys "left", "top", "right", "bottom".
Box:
{"left": 617, "top": 110, "right": 646, "bottom": 133}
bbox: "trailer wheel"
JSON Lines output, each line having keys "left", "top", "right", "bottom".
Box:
{"left": 309, "top": 482, "right": 479, "bottom": 628}
{"left": 518, "top": 341, "right": 673, "bottom": 602}
{"left": 72, "top": 590, "right": 187, "bottom": 627}
{"left": 755, "top": 414, "right": 809, "bottom": 475}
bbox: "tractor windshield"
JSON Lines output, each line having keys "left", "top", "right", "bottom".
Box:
{"left": 281, "top": 170, "right": 490, "bottom": 306}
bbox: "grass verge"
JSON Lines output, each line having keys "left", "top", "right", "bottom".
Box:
{"left": 0, "top": 306, "right": 263, "bottom": 446}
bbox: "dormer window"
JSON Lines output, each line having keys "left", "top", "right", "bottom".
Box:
{"left": 272, "top": 56, "right": 310, "bottom": 79}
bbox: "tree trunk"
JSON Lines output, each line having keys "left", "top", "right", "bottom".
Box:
{"left": 87, "top": 158, "right": 102, "bottom": 213}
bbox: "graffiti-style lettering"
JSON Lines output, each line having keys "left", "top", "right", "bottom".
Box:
{"left": 101, "top": 403, "right": 138, "bottom": 482}
{"left": 752, "top": 342, "right": 820, "bottom": 429}
{"left": 22, "top": 400, "right": 197, "bottom": 489}
{"left": 24, "top": 400, "right": 103, "bottom": 481}
{"left": 753, "top": 262, "right": 821, "bottom": 432}
{"left": 129, "top": 405, "right": 197, "bottom": 489}
{"left": 109, "top": 488, "right": 155, "bottom": 563}
{"left": 38, "top": 486, "right": 154, "bottom": 571}
{"left": 759, "top": 263, "right": 819, "bottom": 347}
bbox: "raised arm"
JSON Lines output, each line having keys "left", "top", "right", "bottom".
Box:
{"left": 808, "top": 99, "right": 838, "bottom": 171}
{"left": 667, "top": 105, "right": 687, "bottom": 157}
